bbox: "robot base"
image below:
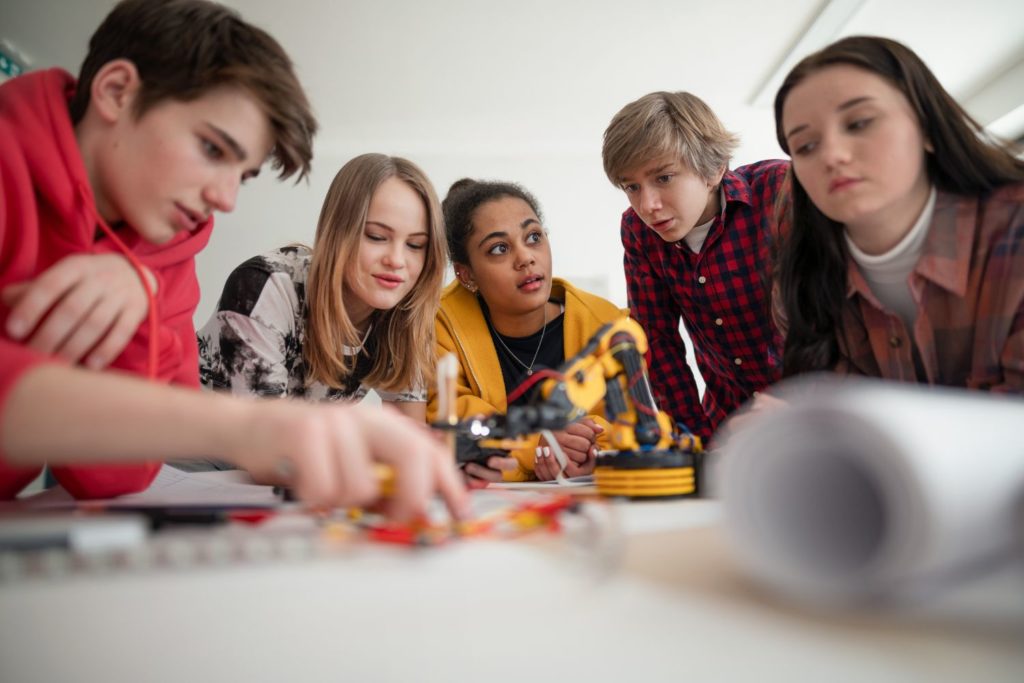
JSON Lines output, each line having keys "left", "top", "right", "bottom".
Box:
{"left": 594, "top": 448, "right": 698, "bottom": 499}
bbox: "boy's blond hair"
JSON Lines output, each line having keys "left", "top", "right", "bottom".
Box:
{"left": 602, "top": 91, "right": 739, "bottom": 185}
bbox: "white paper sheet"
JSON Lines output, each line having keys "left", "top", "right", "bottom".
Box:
{"left": 489, "top": 475, "right": 595, "bottom": 491}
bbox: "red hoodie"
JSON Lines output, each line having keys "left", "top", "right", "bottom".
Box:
{"left": 0, "top": 69, "right": 214, "bottom": 499}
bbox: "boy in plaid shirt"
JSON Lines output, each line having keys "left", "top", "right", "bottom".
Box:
{"left": 602, "top": 91, "right": 788, "bottom": 442}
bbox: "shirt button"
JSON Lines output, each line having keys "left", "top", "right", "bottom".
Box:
{"left": 715, "top": 318, "right": 723, "bottom": 326}
{"left": 734, "top": 357, "right": 743, "bottom": 366}
{"left": 889, "top": 336, "right": 902, "bottom": 348}
{"left": 698, "top": 276, "right": 707, "bottom": 284}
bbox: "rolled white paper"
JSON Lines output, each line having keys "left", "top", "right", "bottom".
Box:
{"left": 717, "top": 376, "right": 1024, "bottom": 608}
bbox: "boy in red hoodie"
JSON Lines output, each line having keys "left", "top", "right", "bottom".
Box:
{"left": 0, "top": 0, "right": 468, "bottom": 520}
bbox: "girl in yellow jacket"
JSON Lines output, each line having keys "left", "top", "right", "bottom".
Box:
{"left": 427, "top": 179, "right": 624, "bottom": 482}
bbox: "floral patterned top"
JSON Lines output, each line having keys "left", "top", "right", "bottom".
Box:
{"left": 197, "top": 246, "right": 425, "bottom": 403}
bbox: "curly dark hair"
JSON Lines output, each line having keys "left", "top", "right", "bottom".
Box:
{"left": 441, "top": 178, "right": 544, "bottom": 265}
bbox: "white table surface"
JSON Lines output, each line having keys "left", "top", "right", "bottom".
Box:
{"left": 1, "top": 498, "right": 1021, "bottom": 683}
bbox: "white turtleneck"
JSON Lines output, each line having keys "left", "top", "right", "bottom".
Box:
{"left": 845, "top": 188, "right": 937, "bottom": 332}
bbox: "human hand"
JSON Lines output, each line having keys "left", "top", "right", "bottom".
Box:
{"left": 231, "top": 401, "right": 470, "bottom": 521}
{"left": 534, "top": 418, "right": 602, "bottom": 480}
{"left": 463, "top": 455, "right": 519, "bottom": 486}
{"left": 2, "top": 254, "right": 155, "bottom": 369}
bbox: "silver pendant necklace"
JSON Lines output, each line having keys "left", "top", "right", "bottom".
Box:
{"left": 492, "top": 304, "right": 548, "bottom": 376}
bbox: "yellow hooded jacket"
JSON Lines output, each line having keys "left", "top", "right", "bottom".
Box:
{"left": 427, "top": 278, "right": 626, "bottom": 481}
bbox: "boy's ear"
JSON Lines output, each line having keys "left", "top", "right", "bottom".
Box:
{"left": 89, "top": 59, "right": 142, "bottom": 124}
{"left": 709, "top": 164, "right": 728, "bottom": 188}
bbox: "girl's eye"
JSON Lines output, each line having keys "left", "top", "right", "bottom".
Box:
{"left": 792, "top": 141, "right": 817, "bottom": 156}
{"left": 201, "top": 138, "right": 223, "bottom": 159}
{"left": 366, "top": 232, "right": 386, "bottom": 242}
{"left": 487, "top": 243, "right": 508, "bottom": 256}
{"left": 848, "top": 117, "right": 873, "bottom": 132}
{"left": 621, "top": 183, "right": 640, "bottom": 194}
{"left": 656, "top": 174, "right": 673, "bottom": 184}
{"left": 526, "top": 231, "right": 544, "bottom": 245}
{"left": 407, "top": 241, "right": 427, "bottom": 251}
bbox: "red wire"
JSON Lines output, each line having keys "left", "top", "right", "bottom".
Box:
{"left": 505, "top": 368, "right": 562, "bottom": 404}
{"left": 628, "top": 371, "right": 658, "bottom": 417}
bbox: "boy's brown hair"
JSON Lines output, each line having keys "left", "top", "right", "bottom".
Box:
{"left": 69, "top": 0, "right": 316, "bottom": 181}
{"left": 602, "top": 91, "right": 738, "bottom": 186}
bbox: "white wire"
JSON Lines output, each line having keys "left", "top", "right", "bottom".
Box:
{"left": 540, "top": 429, "right": 571, "bottom": 484}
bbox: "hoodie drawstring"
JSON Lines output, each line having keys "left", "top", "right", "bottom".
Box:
{"left": 93, "top": 216, "right": 159, "bottom": 381}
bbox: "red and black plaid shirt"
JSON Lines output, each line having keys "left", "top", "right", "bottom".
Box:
{"left": 622, "top": 160, "right": 789, "bottom": 441}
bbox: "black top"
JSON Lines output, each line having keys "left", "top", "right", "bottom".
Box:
{"left": 481, "top": 300, "right": 565, "bottom": 407}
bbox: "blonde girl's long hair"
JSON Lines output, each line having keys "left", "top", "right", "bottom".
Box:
{"left": 305, "top": 153, "right": 445, "bottom": 392}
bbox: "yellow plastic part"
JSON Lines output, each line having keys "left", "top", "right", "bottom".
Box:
{"left": 374, "top": 463, "right": 395, "bottom": 497}
{"left": 594, "top": 466, "right": 696, "bottom": 498}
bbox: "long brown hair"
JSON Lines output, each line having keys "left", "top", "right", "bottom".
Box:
{"left": 773, "top": 35, "right": 1024, "bottom": 376}
{"left": 305, "top": 154, "right": 445, "bottom": 392}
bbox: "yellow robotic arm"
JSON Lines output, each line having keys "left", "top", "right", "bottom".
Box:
{"left": 449, "top": 317, "right": 702, "bottom": 498}
{"left": 533, "top": 317, "right": 696, "bottom": 454}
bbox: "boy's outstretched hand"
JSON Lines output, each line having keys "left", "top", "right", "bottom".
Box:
{"left": 232, "top": 401, "right": 470, "bottom": 522}
{"left": 2, "top": 253, "right": 155, "bottom": 369}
